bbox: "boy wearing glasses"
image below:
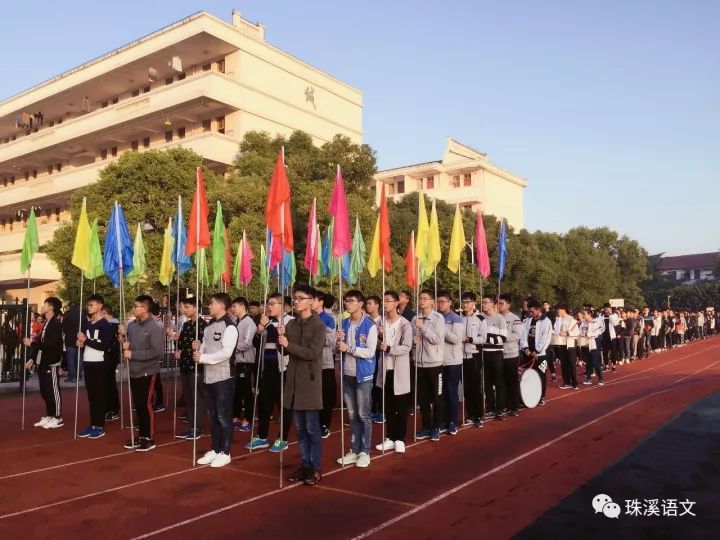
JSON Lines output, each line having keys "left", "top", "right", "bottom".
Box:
{"left": 460, "top": 292, "right": 485, "bottom": 427}
{"left": 123, "top": 295, "right": 164, "bottom": 451}
{"left": 278, "top": 285, "right": 327, "bottom": 485}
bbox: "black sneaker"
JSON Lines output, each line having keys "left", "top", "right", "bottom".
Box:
{"left": 510, "top": 409, "right": 520, "bottom": 417}
{"left": 124, "top": 439, "right": 139, "bottom": 450}
{"left": 105, "top": 412, "right": 120, "bottom": 422}
{"left": 175, "top": 429, "right": 191, "bottom": 440}
{"left": 321, "top": 427, "right": 330, "bottom": 439}
{"left": 288, "top": 466, "right": 310, "bottom": 483}
{"left": 135, "top": 438, "right": 156, "bottom": 452}
{"left": 485, "top": 411, "right": 496, "bottom": 419}
{"left": 153, "top": 405, "right": 165, "bottom": 413}
{"left": 473, "top": 418, "right": 484, "bottom": 428}
{"left": 494, "top": 413, "right": 506, "bottom": 422}
{"left": 304, "top": 470, "right": 322, "bottom": 486}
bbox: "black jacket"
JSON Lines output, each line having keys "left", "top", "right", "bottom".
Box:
{"left": 31, "top": 315, "right": 64, "bottom": 369}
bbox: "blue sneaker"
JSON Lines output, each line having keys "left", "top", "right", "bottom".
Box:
{"left": 372, "top": 414, "right": 385, "bottom": 424}
{"left": 183, "top": 428, "right": 203, "bottom": 440}
{"left": 431, "top": 428, "right": 440, "bottom": 442}
{"left": 175, "top": 428, "right": 192, "bottom": 440}
{"left": 439, "top": 426, "right": 448, "bottom": 434}
{"left": 415, "top": 428, "right": 432, "bottom": 440}
{"left": 448, "top": 422, "right": 458, "bottom": 436}
{"left": 269, "top": 439, "right": 288, "bottom": 453}
{"left": 235, "top": 421, "right": 252, "bottom": 432}
{"left": 77, "top": 426, "right": 93, "bottom": 438}
{"left": 88, "top": 427, "right": 105, "bottom": 439}
{"left": 245, "top": 437, "right": 269, "bottom": 450}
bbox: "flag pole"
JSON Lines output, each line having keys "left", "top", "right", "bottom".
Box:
{"left": 116, "top": 203, "right": 135, "bottom": 448}
{"left": 73, "top": 271, "right": 84, "bottom": 439}
{"left": 173, "top": 273, "right": 180, "bottom": 436}
{"left": 278, "top": 194, "right": 286, "bottom": 489}
{"left": 338, "top": 254, "right": 345, "bottom": 467}
{"left": 381, "top": 257, "right": 387, "bottom": 454}
{"left": 459, "top": 257, "right": 465, "bottom": 426}
{"left": 413, "top": 255, "right": 420, "bottom": 442}
{"left": 21, "top": 269, "right": 31, "bottom": 430}
{"left": 249, "top": 234, "right": 269, "bottom": 454}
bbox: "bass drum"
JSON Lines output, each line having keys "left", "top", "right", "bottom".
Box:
{"left": 519, "top": 368, "right": 542, "bottom": 409}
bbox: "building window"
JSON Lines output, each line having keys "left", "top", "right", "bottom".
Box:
{"left": 451, "top": 175, "right": 461, "bottom": 188}
{"left": 101, "top": 101, "right": 108, "bottom": 108}
{"left": 397, "top": 180, "right": 405, "bottom": 194}
{"left": 427, "top": 176, "right": 434, "bottom": 189}
{"left": 216, "top": 116, "right": 225, "bottom": 134}
{"left": 112, "top": 97, "right": 118, "bottom": 104}
{"left": 100, "top": 149, "right": 108, "bottom": 160}
{"left": 56, "top": 163, "right": 62, "bottom": 172}
{"left": 177, "top": 72, "right": 186, "bottom": 81}
{"left": 111, "top": 147, "right": 117, "bottom": 157}
{"left": 25, "top": 172, "right": 30, "bottom": 181}
{"left": 217, "top": 59, "right": 225, "bottom": 73}
{"left": 177, "top": 127, "right": 186, "bottom": 139}
{"left": 48, "top": 165, "right": 54, "bottom": 175}
{"left": 32, "top": 170, "right": 37, "bottom": 179}
{"left": 464, "top": 173, "right": 472, "bottom": 186}
{"left": 143, "top": 86, "right": 150, "bottom": 93}
{"left": 165, "top": 77, "right": 174, "bottom": 86}
{"left": 165, "top": 131, "right": 173, "bottom": 143}
{"left": 416, "top": 179, "right": 423, "bottom": 191}
{"left": 131, "top": 140, "right": 139, "bottom": 151}
{"left": 143, "top": 137, "right": 150, "bottom": 148}
{"left": 132, "top": 89, "right": 140, "bottom": 97}
{"left": 388, "top": 183, "right": 395, "bottom": 195}
{"left": 202, "top": 63, "right": 211, "bottom": 72}
{"left": 202, "top": 119, "right": 211, "bottom": 132}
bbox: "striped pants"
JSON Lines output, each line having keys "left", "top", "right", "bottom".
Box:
{"left": 38, "top": 364, "right": 62, "bottom": 418}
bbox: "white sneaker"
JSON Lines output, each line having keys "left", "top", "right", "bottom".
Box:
{"left": 210, "top": 452, "right": 231, "bottom": 468}
{"left": 337, "top": 451, "right": 358, "bottom": 465}
{"left": 394, "top": 441, "right": 406, "bottom": 453}
{"left": 375, "top": 438, "right": 395, "bottom": 451}
{"left": 34, "top": 416, "right": 51, "bottom": 427}
{"left": 43, "top": 417, "right": 64, "bottom": 429}
{"left": 197, "top": 450, "right": 218, "bottom": 465}
{"left": 356, "top": 452, "right": 371, "bottom": 468}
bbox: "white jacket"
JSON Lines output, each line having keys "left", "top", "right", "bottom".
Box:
{"left": 552, "top": 315, "right": 580, "bottom": 347}
{"left": 519, "top": 315, "right": 553, "bottom": 356}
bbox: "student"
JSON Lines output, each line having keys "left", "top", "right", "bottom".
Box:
{"left": 480, "top": 295, "right": 508, "bottom": 419}
{"left": 123, "top": 295, "right": 164, "bottom": 452}
{"left": 519, "top": 299, "right": 553, "bottom": 403}
{"left": 398, "top": 290, "right": 415, "bottom": 322}
{"left": 460, "top": 292, "right": 485, "bottom": 427}
{"left": 498, "top": 294, "right": 522, "bottom": 416}
{"left": 149, "top": 302, "right": 166, "bottom": 411}
{"left": 279, "top": 285, "right": 327, "bottom": 485}
{"left": 61, "top": 303, "right": 82, "bottom": 383}
{"left": 580, "top": 308, "right": 604, "bottom": 386}
{"left": 102, "top": 305, "right": 121, "bottom": 422}
{"left": 437, "top": 291, "right": 464, "bottom": 435}
{"left": 173, "top": 297, "right": 208, "bottom": 440}
{"left": 412, "top": 289, "right": 446, "bottom": 442}
{"left": 375, "top": 291, "right": 413, "bottom": 453}
{"left": 230, "top": 297, "right": 257, "bottom": 432}
{"left": 366, "top": 294, "right": 384, "bottom": 424}
{"left": 336, "top": 290, "right": 378, "bottom": 468}
{"left": 246, "top": 293, "right": 294, "bottom": 451}
{"left": 25, "top": 297, "right": 64, "bottom": 429}
{"left": 553, "top": 303, "right": 580, "bottom": 390}
{"left": 194, "top": 293, "right": 239, "bottom": 468}
{"left": 313, "top": 291, "right": 337, "bottom": 439}
{"left": 76, "top": 295, "right": 112, "bottom": 439}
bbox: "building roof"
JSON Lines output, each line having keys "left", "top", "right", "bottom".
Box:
{"left": 659, "top": 252, "right": 718, "bottom": 271}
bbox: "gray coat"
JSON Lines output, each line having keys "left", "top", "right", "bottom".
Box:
{"left": 282, "top": 313, "right": 326, "bottom": 411}
{"left": 127, "top": 317, "right": 163, "bottom": 378}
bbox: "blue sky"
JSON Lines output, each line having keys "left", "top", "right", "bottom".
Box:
{"left": 2, "top": 1, "right": 717, "bottom": 256}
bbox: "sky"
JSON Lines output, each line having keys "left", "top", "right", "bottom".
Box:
{"left": 1, "top": 1, "right": 717, "bottom": 256}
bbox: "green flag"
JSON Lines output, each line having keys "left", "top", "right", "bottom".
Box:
{"left": 233, "top": 241, "right": 242, "bottom": 290}
{"left": 211, "top": 201, "right": 226, "bottom": 285}
{"left": 196, "top": 248, "right": 210, "bottom": 286}
{"left": 349, "top": 216, "right": 366, "bottom": 285}
{"left": 289, "top": 251, "right": 297, "bottom": 286}
{"left": 259, "top": 243, "right": 269, "bottom": 291}
{"left": 85, "top": 218, "right": 105, "bottom": 280}
{"left": 20, "top": 208, "right": 40, "bottom": 274}
{"left": 126, "top": 223, "right": 146, "bottom": 286}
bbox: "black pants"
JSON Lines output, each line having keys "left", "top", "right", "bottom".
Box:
{"left": 83, "top": 361, "right": 107, "bottom": 427}
{"left": 502, "top": 356, "right": 520, "bottom": 411}
{"left": 154, "top": 372, "right": 164, "bottom": 407}
{"left": 371, "top": 356, "right": 382, "bottom": 414}
{"left": 201, "top": 377, "right": 235, "bottom": 454}
{"left": 38, "top": 364, "right": 62, "bottom": 418}
{"left": 130, "top": 374, "right": 156, "bottom": 439}
{"left": 417, "top": 366, "right": 443, "bottom": 431}
{"left": 483, "top": 350, "right": 506, "bottom": 414}
{"left": 383, "top": 373, "right": 409, "bottom": 442}
{"left": 546, "top": 345, "right": 557, "bottom": 376}
{"left": 602, "top": 334, "right": 613, "bottom": 366}
{"left": 320, "top": 368, "right": 336, "bottom": 430}
{"left": 233, "top": 363, "right": 255, "bottom": 421}
{"left": 531, "top": 354, "right": 548, "bottom": 399}
{"left": 256, "top": 367, "right": 292, "bottom": 441}
{"left": 556, "top": 346, "right": 578, "bottom": 388}
{"left": 181, "top": 372, "right": 207, "bottom": 430}
{"left": 463, "top": 355, "right": 484, "bottom": 420}
{"left": 104, "top": 361, "right": 120, "bottom": 414}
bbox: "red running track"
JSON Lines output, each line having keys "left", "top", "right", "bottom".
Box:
{"left": 1, "top": 337, "right": 719, "bottom": 540}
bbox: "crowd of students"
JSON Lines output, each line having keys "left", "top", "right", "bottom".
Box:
{"left": 23, "top": 288, "right": 717, "bottom": 486}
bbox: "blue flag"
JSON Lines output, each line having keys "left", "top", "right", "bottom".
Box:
{"left": 172, "top": 199, "right": 192, "bottom": 277}
{"left": 321, "top": 223, "right": 351, "bottom": 284}
{"left": 103, "top": 202, "right": 134, "bottom": 288}
{"left": 497, "top": 219, "right": 507, "bottom": 282}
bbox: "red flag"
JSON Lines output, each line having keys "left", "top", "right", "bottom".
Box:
{"left": 303, "top": 198, "right": 318, "bottom": 275}
{"left": 328, "top": 165, "right": 351, "bottom": 257}
{"left": 378, "top": 183, "right": 392, "bottom": 272}
{"left": 474, "top": 212, "right": 490, "bottom": 278}
{"left": 405, "top": 230, "right": 417, "bottom": 289}
{"left": 265, "top": 148, "right": 293, "bottom": 267}
{"left": 221, "top": 227, "right": 232, "bottom": 285}
{"left": 185, "top": 167, "right": 210, "bottom": 255}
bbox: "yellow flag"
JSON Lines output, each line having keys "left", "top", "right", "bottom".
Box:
{"left": 428, "top": 198, "right": 441, "bottom": 271}
{"left": 447, "top": 205, "right": 465, "bottom": 273}
{"left": 71, "top": 197, "right": 92, "bottom": 273}
{"left": 367, "top": 216, "right": 382, "bottom": 278}
{"left": 415, "top": 192, "right": 430, "bottom": 281}
{"left": 159, "top": 217, "right": 175, "bottom": 286}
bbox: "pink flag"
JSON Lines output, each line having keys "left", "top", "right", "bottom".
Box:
{"left": 474, "top": 212, "right": 490, "bottom": 278}
{"left": 303, "top": 198, "right": 318, "bottom": 275}
{"left": 328, "top": 165, "right": 351, "bottom": 257}
{"left": 240, "top": 230, "right": 254, "bottom": 286}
